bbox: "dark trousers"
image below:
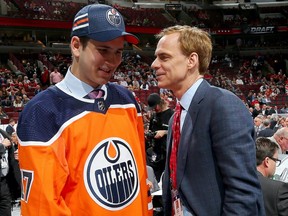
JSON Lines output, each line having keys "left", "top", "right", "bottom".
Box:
{"left": 0, "top": 177, "right": 12, "bottom": 216}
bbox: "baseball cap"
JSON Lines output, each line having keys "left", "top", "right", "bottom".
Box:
{"left": 147, "top": 93, "right": 161, "bottom": 110}
{"left": 71, "top": 4, "right": 139, "bottom": 44}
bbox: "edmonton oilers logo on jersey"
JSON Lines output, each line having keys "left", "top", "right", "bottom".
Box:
{"left": 84, "top": 137, "right": 139, "bottom": 210}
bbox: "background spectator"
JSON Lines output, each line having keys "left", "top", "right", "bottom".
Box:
{"left": 5, "top": 118, "right": 16, "bottom": 136}
{"left": 256, "top": 137, "right": 288, "bottom": 216}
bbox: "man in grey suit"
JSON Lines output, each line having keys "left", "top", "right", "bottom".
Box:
{"left": 256, "top": 137, "right": 288, "bottom": 216}
{"left": 151, "top": 25, "right": 265, "bottom": 215}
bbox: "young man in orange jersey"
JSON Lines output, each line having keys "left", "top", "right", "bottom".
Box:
{"left": 17, "top": 4, "right": 152, "bottom": 216}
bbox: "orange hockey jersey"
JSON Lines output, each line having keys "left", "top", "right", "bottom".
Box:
{"left": 17, "top": 83, "right": 152, "bottom": 216}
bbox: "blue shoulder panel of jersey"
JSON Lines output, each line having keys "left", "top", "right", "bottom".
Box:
{"left": 17, "top": 83, "right": 141, "bottom": 142}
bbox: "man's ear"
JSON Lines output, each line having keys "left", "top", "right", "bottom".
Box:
{"left": 71, "top": 36, "right": 81, "bottom": 58}
{"left": 264, "top": 157, "right": 270, "bottom": 168}
{"left": 187, "top": 52, "right": 198, "bottom": 70}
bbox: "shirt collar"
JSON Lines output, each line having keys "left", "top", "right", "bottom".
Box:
{"left": 179, "top": 78, "right": 203, "bottom": 111}
{"left": 56, "top": 67, "right": 107, "bottom": 98}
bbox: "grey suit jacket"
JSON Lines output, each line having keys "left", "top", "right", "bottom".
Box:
{"left": 258, "top": 172, "right": 288, "bottom": 216}
{"left": 162, "top": 80, "right": 265, "bottom": 216}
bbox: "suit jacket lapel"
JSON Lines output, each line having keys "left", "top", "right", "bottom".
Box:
{"left": 177, "top": 80, "right": 210, "bottom": 186}
{"left": 166, "top": 116, "right": 174, "bottom": 167}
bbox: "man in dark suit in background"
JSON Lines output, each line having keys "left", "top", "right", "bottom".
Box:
{"left": 1, "top": 96, "right": 12, "bottom": 108}
{"left": 151, "top": 25, "right": 265, "bottom": 215}
{"left": 258, "top": 119, "right": 275, "bottom": 138}
{"left": 5, "top": 118, "right": 15, "bottom": 136}
{"left": 256, "top": 137, "right": 288, "bottom": 216}
{"left": 0, "top": 129, "right": 21, "bottom": 216}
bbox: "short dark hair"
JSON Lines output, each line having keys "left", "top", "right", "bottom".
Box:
{"left": 256, "top": 137, "right": 279, "bottom": 166}
{"left": 147, "top": 93, "right": 161, "bottom": 109}
{"left": 79, "top": 37, "right": 90, "bottom": 49}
